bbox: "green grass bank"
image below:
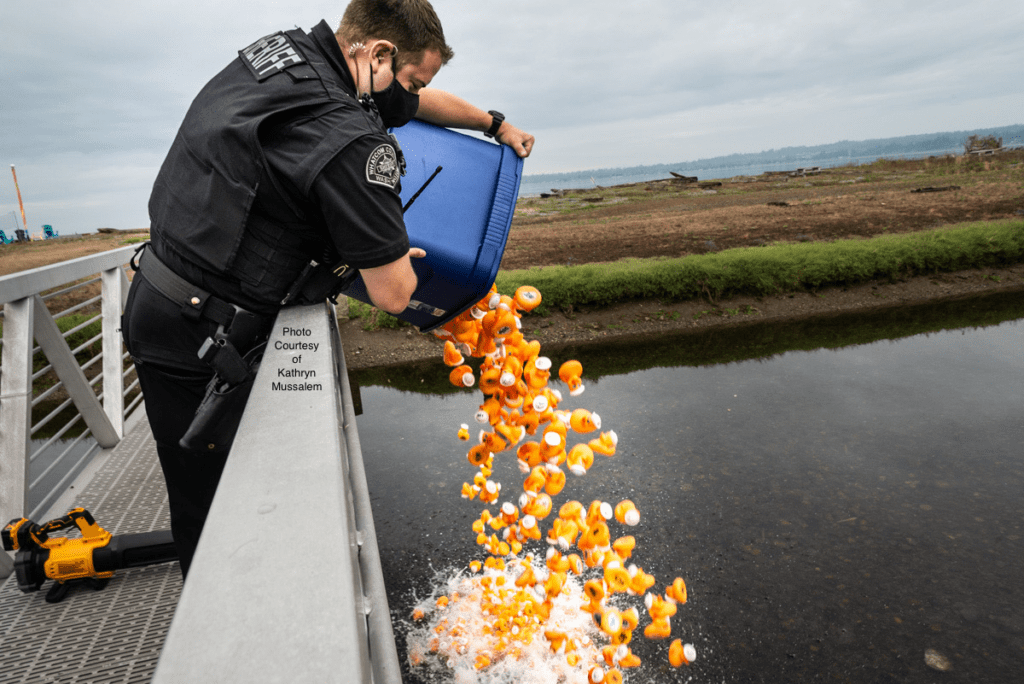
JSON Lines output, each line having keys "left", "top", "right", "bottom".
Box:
{"left": 495, "top": 219, "right": 1024, "bottom": 313}
{"left": 350, "top": 219, "right": 1024, "bottom": 328}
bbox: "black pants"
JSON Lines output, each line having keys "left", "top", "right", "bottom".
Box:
{"left": 123, "top": 274, "right": 226, "bottom": 580}
{"left": 134, "top": 362, "right": 226, "bottom": 579}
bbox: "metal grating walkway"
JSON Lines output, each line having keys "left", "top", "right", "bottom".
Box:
{"left": 0, "top": 417, "right": 181, "bottom": 684}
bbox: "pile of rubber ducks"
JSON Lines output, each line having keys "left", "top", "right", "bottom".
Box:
{"left": 410, "top": 284, "right": 696, "bottom": 681}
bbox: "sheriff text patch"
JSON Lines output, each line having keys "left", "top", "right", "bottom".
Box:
{"left": 240, "top": 32, "right": 306, "bottom": 81}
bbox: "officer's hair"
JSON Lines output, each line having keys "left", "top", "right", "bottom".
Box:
{"left": 337, "top": 0, "right": 454, "bottom": 70}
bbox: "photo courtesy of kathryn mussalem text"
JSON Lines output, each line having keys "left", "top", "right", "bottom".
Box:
{"left": 272, "top": 326, "right": 324, "bottom": 392}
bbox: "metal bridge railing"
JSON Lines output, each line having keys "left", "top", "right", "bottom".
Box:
{"left": 152, "top": 303, "right": 400, "bottom": 684}
{"left": 0, "top": 244, "right": 139, "bottom": 527}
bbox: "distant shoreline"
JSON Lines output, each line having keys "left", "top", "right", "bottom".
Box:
{"left": 519, "top": 122, "right": 1024, "bottom": 196}
{"left": 518, "top": 148, "right": 964, "bottom": 196}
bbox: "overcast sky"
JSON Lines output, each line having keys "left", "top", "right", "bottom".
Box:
{"left": 1, "top": 0, "right": 1022, "bottom": 235}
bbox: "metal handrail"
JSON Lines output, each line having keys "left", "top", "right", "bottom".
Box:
{"left": 153, "top": 303, "right": 400, "bottom": 683}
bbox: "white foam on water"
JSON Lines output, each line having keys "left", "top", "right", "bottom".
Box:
{"left": 406, "top": 559, "right": 652, "bottom": 684}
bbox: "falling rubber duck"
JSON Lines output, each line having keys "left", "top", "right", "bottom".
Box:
{"left": 588, "top": 430, "right": 618, "bottom": 456}
{"left": 613, "top": 499, "right": 639, "bottom": 526}
{"left": 558, "top": 360, "right": 585, "bottom": 396}
{"left": 513, "top": 285, "right": 542, "bottom": 312}
{"left": 666, "top": 576, "right": 688, "bottom": 605}
{"left": 567, "top": 443, "right": 595, "bottom": 476}
{"left": 669, "top": 640, "right": 697, "bottom": 667}
{"left": 449, "top": 364, "right": 475, "bottom": 388}
{"left": 569, "top": 408, "right": 601, "bottom": 434}
{"left": 443, "top": 340, "right": 465, "bottom": 367}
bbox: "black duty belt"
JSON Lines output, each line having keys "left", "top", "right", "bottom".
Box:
{"left": 130, "top": 242, "right": 272, "bottom": 384}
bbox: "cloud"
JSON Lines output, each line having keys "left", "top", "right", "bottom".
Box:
{"left": 1, "top": 0, "right": 1022, "bottom": 232}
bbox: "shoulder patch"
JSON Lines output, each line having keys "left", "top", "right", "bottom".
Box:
{"left": 239, "top": 32, "right": 306, "bottom": 81}
{"left": 366, "top": 143, "right": 401, "bottom": 189}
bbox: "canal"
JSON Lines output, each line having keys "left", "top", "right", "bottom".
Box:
{"left": 355, "top": 292, "right": 1024, "bottom": 683}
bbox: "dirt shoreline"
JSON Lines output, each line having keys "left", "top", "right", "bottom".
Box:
{"left": 338, "top": 262, "right": 1024, "bottom": 370}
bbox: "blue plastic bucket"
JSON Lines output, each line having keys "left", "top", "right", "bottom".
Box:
{"left": 342, "top": 119, "right": 523, "bottom": 331}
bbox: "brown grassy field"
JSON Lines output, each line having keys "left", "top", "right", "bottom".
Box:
{"left": 0, "top": 230, "right": 148, "bottom": 277}
{"left": 503, "top": 149, "right": 1024, "bottom": 269}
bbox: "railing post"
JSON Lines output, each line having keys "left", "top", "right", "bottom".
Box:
{"left": 101, "top": 266, "right": 124, "bottom": 437}
{"left": 1, "top": 298, "right": 34, "bottom": 525}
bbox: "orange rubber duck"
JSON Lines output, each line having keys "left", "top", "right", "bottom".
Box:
{"left": 644, "top": 617, "right": 672, "bottom": 639}
{"left": 480, "top": 430, "right": 508, "bottom": 454}
{"left": 613, "top": 499, "right": 639, "bottom": 526}
{"left": 518, "top": 442, "right": 543, "bottom": 470}
{"left": 666, "top": 577, "right": 688, "bottom": 605}
{"left": 522, "top": 465, "right": 548, "bottom": 494}
{"left": 604, "top": 563, "right": 631, "bottom": 594}
{"left": 628, "top": 567, "right": 657, "bottom": 594}
{"left": 558, "top": 500, "right": 585, "bottom": 525}
{"left": 558, "top": 360, "right": 585, "bottom": 396}
{"left": 620, "top": 607, "right": 640, "bottom": 632}
{"left": 580, "top": 521, "right": 611, "bottom": 550}
{"left": 596, "top": 607, "right": 623, "bottom": 636}
{"left": 482, "top": 307, "right": 517, "bottom": 340}
{"left": 522, "top": 492, "right": 553, "bottom": 519}
{"left": 669, "top": 640, "right": 696, "bottom": 667}
{"left": 448, "top": 364, "right": 474, "bottom": 388}
{"left": 612, "top": 535, "right": 636, "bottom": 560}
{"left": 588, "top": 430, "right": 618, "bottom": 456}
{"left": 618, "top": 649, "right": 641, "bottom": 668}
{"left": 519, "top": 514, "right": 542, "bottom": 540}
{"left": 566, "top": 443, "right": 595, "bottom": 476}
{"left": 523, "top": 356, "right": 552, "bottom": 390}
{"left": 646, "top": 592, "right": 678, "bottom": 620}
{"left": 475, "top": 396, "right": 504, "bottom": 426}
{"left": 466, "top": 443, "right": 491, "bottom": 468}
{"left": 569, "top": 408, "right": 601, "bottom": 433}
{"left": 442, "top": 340, "right": 464, "bottom": 367}
{"left": 513, "top": 285, "right": 542, "bottom": 312}
{"left": 499, "top": 355, "right": 523, "bottom": 387}
{"left": 543, "top": 467, "right": 566, "bottom": 496}
{"left": 478, "top": 364, "right": 502, "bottom": 395}
{"left": 586, "top": 500, "right": 613, "bottom": 527}
{"left": 495, "top": 421, "right": 525, "bottom": 446}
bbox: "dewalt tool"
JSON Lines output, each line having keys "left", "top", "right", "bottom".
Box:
{"left": 3, "top": 507, "right": 177, "bottom": 603}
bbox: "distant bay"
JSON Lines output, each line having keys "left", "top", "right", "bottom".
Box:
{"left": 519, "top": 123, "right": 1024, "bottom": 196}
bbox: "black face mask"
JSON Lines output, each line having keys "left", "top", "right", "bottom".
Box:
{"left": 371, "top": 78, "right": 420, "bottom": 128}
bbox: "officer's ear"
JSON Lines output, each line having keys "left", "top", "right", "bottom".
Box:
{"left": 369, "top": 40, "right": 398, "bottom": 72}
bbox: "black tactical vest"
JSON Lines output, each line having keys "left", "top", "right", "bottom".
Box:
{"left": 149, "top": 27, "right": 379, "bottom": 276}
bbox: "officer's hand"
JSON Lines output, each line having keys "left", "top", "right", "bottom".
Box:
{"left": 409, "top": 247, "right": 427, "bottom": 259}
{"left": 496, "top": 123, "right": 535, "bottom": 158}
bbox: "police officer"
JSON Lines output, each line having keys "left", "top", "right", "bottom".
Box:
{"left": 123, "top": 0, "right": 530, "bottom": 579}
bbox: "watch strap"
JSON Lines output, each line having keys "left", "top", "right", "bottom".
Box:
{"left": 485, "top": 110, "right": 505, "bottom": 138}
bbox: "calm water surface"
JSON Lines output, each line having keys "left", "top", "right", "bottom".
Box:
{"left": 357, "top": 317, "right": 1023, "bottom": 683}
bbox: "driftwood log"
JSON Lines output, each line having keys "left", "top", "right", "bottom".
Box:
{"left": 911, "top": 185, "right": 961, "bottom": 193}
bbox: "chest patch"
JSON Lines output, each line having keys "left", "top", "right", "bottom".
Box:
{"left": 240, "top": 32, "right": 306, "bottom": 81}
{"left": 366, "top": 143, "right": 400, "bottom": 189}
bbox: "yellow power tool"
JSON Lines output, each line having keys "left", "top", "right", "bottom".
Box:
{"left": 3, "top": 507, "right": 176, "bottom": 603}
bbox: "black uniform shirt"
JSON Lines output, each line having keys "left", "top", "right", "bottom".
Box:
{"left": 160, "top": 20, "right": 409, "bottom": 316}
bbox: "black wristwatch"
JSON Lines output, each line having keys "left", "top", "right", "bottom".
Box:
{"left": 485, "top": 110, "right": 505, "bottom": 139}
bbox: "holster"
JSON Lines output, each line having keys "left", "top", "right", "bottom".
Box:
{"left": 280, "top": 258, "right": 359, "bottom": 306}
{"left": 179, "top": 341, "right": 267, "bottom": 453}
